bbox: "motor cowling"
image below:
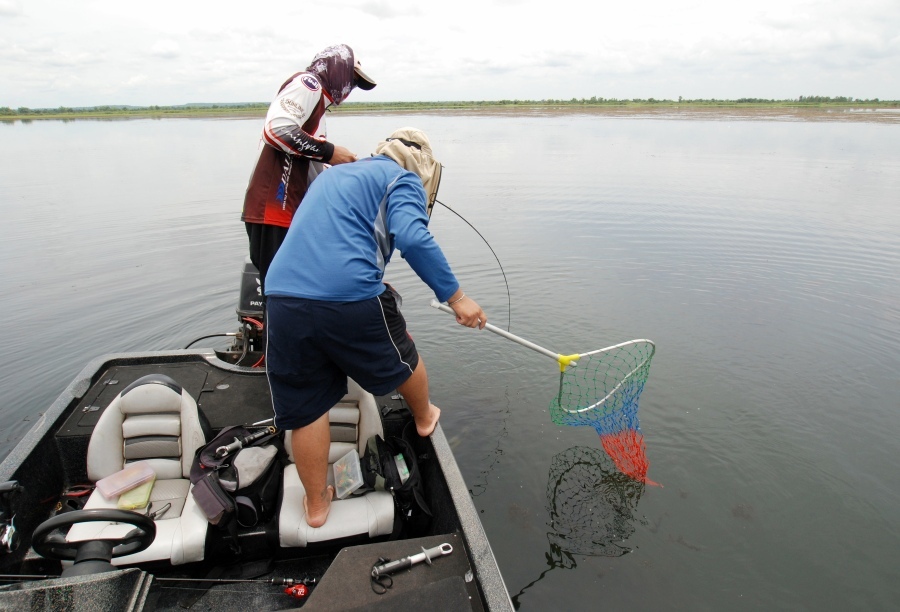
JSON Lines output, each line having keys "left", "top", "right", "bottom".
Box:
{"left": 237, "top": 258, "right": 265, "bottom": 321}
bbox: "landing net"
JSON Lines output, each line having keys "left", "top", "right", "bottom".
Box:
{"left": 429, "top": 301, "right": 658, "bottom": 485}
{"left": 550, "top": 340, "right": 658, "bottom": 486}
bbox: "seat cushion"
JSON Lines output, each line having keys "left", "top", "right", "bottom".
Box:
{"left": 65, "top": 478, "right": 207, "bottom": 566}
{"left": 279, "top": 465, "right": 394, "bottom": 548}
{"left": 75, "top": 374, "right": 209, "bottom": 567}
{"left": 87, "top": 375, "right": 206, "bottom": 483}
{"left": 122, "top": 414, "right": 181, "bottom": 438}
{"left": 278, "top": 378, "right": 393, "bottom": 547}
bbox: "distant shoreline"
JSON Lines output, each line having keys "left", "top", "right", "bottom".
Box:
{"left": 3, "top": 99, "right": 899, "bottom": 123}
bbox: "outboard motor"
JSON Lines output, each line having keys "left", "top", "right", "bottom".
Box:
{"left": 226, "top": 258, "right": 266, "bottom": 363}
{"left": 237, "top": 257, "right": 265, "bottom": 324}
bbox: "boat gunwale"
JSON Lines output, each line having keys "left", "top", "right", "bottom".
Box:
{"left": 430, "top": 426, "right": 514, "bottom": 611}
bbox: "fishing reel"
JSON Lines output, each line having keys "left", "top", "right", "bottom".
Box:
{"left": 284, "top": 583, "right": 309, "bottom": 598}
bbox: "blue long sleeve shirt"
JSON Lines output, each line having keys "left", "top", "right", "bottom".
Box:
{"left": 265, "top": 155, "right": 459, "bottom": 302}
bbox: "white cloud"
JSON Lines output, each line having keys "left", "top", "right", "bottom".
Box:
{"left": 150, "top": 39, "right": 180, "bottom": 59}
{"left": 356, "top": 0, "right": 420, "bottom": 19}
{"left": 124, "top": 75, "right": 148, "bottom": 87}
{"left": 0, "top": 0, "right": 21, "bottom": 17}
{"left": 1, "top": 0, "right": 898, "bottom": 107}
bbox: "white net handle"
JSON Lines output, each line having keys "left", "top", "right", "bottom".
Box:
{"left": 430, "top": 300, "right": 561, "bottom": 361}
{"left": 430, "top": 300, "right": 655, "bottom": 369}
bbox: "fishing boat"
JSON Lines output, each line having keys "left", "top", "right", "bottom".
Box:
{"left": 0, "top": 261, "right": 513, "bottom": 611}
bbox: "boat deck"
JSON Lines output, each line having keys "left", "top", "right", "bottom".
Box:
{"left": 0, "top": 351, "right": 511, "bottom": 610}
{"left": 149, "top": 533, "right": 479, "bottom": 610}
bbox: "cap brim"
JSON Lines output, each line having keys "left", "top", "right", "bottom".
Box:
{"left": 354, "top": 67, "right": 377, "bottom": 90}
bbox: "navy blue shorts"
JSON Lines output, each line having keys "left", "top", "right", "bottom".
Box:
{"left": 265, "top": 287, "right": 419, "bottom": 430}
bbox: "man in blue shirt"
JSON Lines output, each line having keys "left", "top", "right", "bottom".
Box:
{"left": 265, "top": 127, "right": 487, "bottom": 527}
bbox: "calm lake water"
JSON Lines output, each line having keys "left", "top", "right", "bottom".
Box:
{"left": 1, "top": 111, "right": 899, "bottom": 609}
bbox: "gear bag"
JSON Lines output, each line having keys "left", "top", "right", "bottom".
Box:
{"left": 190, "top": 425, "right": 284, "bottom": 552}
{"left": 361, "top": 423, "right": 431, "bottom": 521}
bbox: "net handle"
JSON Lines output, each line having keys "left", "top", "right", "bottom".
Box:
{"left": 430, "top": 300, "right": 656, "bottom": 371}
{"left": 430, "top": 300, "right": 568, "bottom": 364}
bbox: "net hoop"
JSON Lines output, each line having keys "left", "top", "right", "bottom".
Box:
{"left": 429, "top": 300, "right": 656, "bottom": 425}
{"left": 558, "top": 339, "right": 655, "bottom": 416}
{"left": 575, "top": 338, "right": 656, "bottom": 360}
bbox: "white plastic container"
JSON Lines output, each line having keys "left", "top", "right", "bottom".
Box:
{"left": 333, "top": 450, "right": 364, "bottom": 499}
{"left": 96, "top": 462, "right": 156, "bottom": 499}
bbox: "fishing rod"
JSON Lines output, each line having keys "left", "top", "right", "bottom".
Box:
{"left": 0, "top": 574, "right": 317, "bottom": 599}
{"left": 0, "top": 574, "right": 55, "bottom": 581}
{"left": 0, "top": 574, "right": 316, "bottom": 586}
{"left": 434, "top": 199, "right": 512, "bottom": 332}
{"left": 155, "top": 576, "right": 315, "bottom": 587}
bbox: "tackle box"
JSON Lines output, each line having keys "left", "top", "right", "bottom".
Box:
{"left": 96, "top": 462, "right": 156, "bottom": 499}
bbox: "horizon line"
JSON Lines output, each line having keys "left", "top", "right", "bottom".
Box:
{"left": 3, "top": 96, "right": 900, "bottom": 112}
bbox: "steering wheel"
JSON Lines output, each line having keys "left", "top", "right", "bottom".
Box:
{"left": 32, "top": 509, "right": 156, "bottom": 561}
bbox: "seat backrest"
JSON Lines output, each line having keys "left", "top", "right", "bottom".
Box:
{"left": 286, "top": 378, "right": 384, "bottom": 464}
{"left": 87, "top": 374, "right": 206, "bottom": 482}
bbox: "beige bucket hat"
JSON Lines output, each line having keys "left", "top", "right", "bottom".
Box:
{"left": 374, "top": 127, "right": 443, "bottom": 216}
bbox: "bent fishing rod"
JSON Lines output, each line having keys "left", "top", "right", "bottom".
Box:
{"left": 434, "top": 199, "right": 512, "bottom": 332}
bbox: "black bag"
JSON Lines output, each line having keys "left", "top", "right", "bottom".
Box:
{"left": 361, "top": 425, "right": 431, "bottom": 520}
{"left": 190, "top": 425, "right": 285, "bottom": 552}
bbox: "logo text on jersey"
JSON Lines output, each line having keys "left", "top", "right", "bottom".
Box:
{"left": 280, "top": 98, "right": 306, "bottom": 119}
{"left": 300, "top": 75, "right": 320, "bottom": 92}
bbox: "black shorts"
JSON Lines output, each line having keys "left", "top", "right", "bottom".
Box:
{"left": 265, "top": 287, "right": 419, "bottom": 430}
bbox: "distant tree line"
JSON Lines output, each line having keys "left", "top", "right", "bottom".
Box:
{"left": 335, "top": 96, "right": 899, "bottom": 111}
{"left": 0, "top": 102, "right": 269, "bottom": 117}
{"left": 2, "top": 97, "right": 897, "bottom": 118}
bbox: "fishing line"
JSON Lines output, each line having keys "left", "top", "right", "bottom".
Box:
{"left": 434, "top": 199, "right": 511, "bottom": 331}
{"left": 432, "top": 198, "right": 514, "bottom": 497}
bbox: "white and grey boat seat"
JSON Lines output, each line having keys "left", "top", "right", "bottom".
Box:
{"left": 279, "top": 379, "right": 395, "bottom": 547}
{"left": 65, "top": 374, "right": 208, "bottom": 565}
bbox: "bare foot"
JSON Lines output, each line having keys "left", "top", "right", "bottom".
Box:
{"left": 303, "top": 485, "right": 334, "bottom": 528}
{"left": 415, "top": 403, "right": 441, "bottom": 437}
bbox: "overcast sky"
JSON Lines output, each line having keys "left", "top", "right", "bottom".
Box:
{"left": 2, "top": 0, "right": 898, "bottom": 108}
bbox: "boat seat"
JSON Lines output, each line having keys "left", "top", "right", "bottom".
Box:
{"left": 279, "top": 379, "right": 395, "bottom": 547}
{"left": 65, "top": 374, "right": 208, "bottom": 566}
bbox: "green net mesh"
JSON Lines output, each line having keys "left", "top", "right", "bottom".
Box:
{"left": 549, "top": 340, "right": 658, "bottom": 485}
{"left": 550, "top": 340, "right": 655, "bottom": 427}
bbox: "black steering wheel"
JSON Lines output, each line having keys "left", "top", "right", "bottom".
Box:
{"left": 32, "top": 509, "right": 156, "bottom": 561}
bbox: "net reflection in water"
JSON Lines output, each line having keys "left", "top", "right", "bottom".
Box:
{"left": 546, "top": 446, "right": 645, "bottom": 558}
